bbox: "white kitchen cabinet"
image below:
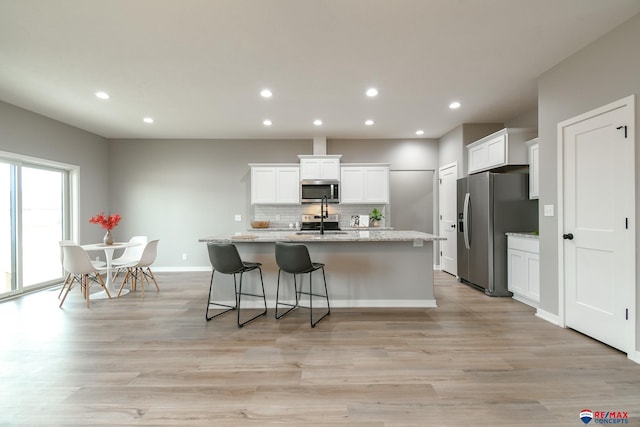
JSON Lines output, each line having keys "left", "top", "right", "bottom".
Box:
{"left": 527, "top": 138, "right": 540, "bottom": 199}
{"left": 507, "top": 235, "right": 540, "bottom": 307}
{"left": 298, "top": 155, "right": 341, "bottom": 180}
{"left": 250, "top": 164, "right": 300, "bottom": 204}
{"left": 467, "top": 128, "right": 537, "bottom": 174}
{"left": 340, "top": 164, "right": 389, "bottom": 204}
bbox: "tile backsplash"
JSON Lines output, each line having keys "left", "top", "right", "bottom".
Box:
{"left": 253, "top": 204, "right": 387, "bottom": 229}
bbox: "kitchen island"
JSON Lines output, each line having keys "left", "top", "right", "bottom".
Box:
{"left": 198, "top": 230, "right": 444, "bottom": 308}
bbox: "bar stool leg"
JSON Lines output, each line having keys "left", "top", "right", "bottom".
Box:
{"left": 275, "top": 270, "right": 300, "bottom": 320}
{"left": 236, "top": 268, "right": 268, "bottom": 327}
{"left": 205, "top": 269, "right": 237, "bottom": 321}
{"left": 309, "top": 267, "right": 331, "bottom": 328}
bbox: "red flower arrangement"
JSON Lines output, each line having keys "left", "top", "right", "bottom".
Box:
{"left": 89, "top": 212, "right": 121, "bottom": 230}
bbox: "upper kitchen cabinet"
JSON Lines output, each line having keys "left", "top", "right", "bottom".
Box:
{"left": 340, "top": 164, "right": 390, "bottom": 204}
{"left": 526, "top": 138, "right": 540, "bottom": 199}
{"left": 298, "top": 155, "right": 342, "bottom": 180}
{"left": 250, "top": 164, "right": 300, "bottom": 204}
{"left": 467, "top": 128, "right": 537, "bottom": 174}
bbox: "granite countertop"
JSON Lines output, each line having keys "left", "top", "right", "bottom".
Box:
{"left": 506, "top": 232, "right": 539, "bottom": 239}
{"left": 200, "top": 230, "right": 445, "bottom": 243}
{"left": 248, "top": 226, "right": 394, "bottom": 232}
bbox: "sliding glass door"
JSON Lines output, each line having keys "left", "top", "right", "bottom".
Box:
{"left": 0, "top": 159, "right": 68, "bottom": 298}
{"left": 0, "top": 162, "right": 14, "bottom": 295}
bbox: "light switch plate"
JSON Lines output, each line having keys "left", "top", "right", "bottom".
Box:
{"left": 544, "top": 205, "right": 554, "bottom": 217}
{"left": 234, "top": 214, "right": 241, "bottom": 221}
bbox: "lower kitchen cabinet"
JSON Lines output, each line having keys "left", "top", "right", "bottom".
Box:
{"left": 507, "top": 234, "right": 539, "bottom": 307}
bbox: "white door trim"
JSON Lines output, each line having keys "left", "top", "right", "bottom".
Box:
{"left": 439, "top": 161, "right": 458, "bottom": 175}
{"left": 438, "top": 161, "right": 458, "bottom": 274}
{"left": 556, "top": 94, "right": 636, "bottom": 358}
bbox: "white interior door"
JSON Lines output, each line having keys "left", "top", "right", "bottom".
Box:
{"left": 439, "top": 163, "right": 457, "bottom": 275}
{"left": 560, "top": 95, "right": 635, "bottom": 353}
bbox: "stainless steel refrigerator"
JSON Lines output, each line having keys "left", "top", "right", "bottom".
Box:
{"left": 457, "top": 171, "right": 538, "bottom": 296}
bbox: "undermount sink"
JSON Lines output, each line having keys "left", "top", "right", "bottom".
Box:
{"left": 295, "top": 231, "right": 349, "bottom": 235}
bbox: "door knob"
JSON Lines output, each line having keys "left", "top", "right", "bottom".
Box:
{"left": 451, "top": 224, "right": 456, "bottom": 228}
{"left": 563, "top": 233, "right": 574, "bottom": 240}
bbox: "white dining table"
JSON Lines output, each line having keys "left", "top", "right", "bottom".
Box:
{"left": 81, "top": 241, "right": 141, "bottom": 299}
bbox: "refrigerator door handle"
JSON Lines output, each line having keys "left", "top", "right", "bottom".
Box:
{"left": 463, "top": 192, "right": 471, "bottom": 250}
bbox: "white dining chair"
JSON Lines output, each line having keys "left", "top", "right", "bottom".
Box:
{"left": 111, "top": 235, "right": 148, "bottom": 280}
{"left": 59, "top": 244, "right": 110, "bottom": 308}
{"left": 117, "top": 239, "right": 159, "bottom": 298}
{"left": 58, "top": 240, "right": 106, "bottom": 300}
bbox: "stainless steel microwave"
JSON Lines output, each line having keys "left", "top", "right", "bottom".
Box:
{"left": 300, "top": 180, "right": 340, "bottom": 203}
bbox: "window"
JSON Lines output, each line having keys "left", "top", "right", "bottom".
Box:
{"left": 0, "top": 157, "right": 70, "bottom": 298}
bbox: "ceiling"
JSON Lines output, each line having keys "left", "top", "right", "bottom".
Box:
{"left": 1, "top": 0, "right": 639, "bottom": 140}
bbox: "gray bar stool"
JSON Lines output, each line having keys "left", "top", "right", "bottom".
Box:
{"left": 206, "top": 243, "right": 267, "bottom": 327}
{"left": 275, "top": 242, "right": 330, "bottom": 327}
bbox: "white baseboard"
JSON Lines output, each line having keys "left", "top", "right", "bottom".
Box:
{"left": 535, "top": 308, "right": 560, "bottom": 326}
{"left": 209, "top": 299, "right": 437, "bottom": 309}
{"left": 331, "top": 299, "right": 437, "bottom": 308}
{"left": 153, "top": 266, "right": 210, "bottom": 272}
{"left": 629, "top": 351, "right": 640, "bottom": 365}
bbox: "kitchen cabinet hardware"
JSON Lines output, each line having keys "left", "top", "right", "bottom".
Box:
{"left": 616, "top": 125, "right": 628, "bottom": 138}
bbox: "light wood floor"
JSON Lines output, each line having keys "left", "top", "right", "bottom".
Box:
{"left": 1, "top": 271, "right": 639, "bottom": 426}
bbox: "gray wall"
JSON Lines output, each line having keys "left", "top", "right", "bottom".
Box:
{"left": 438, "top": 124, "right": 504, "bottom": 178}
{"left": 329, "top": 138, "right": 439, "bottom": 170}
{"left": 107, "top": 137, "right": 442, "bottom": 268}
{"left": 505, "top": 108, "right": 538, "bottom": 129}
{"left": 438, "top": 125, "right": 464, "bottom": 176}
{"left": 0, "top": 101, "right": 110, "bottom": 244}
{"left": 537, "top": 13, "right": 640, "bottom": 347}
{"left": 108, "top": 139, "right": 311, "bottom": 268}
{"left": 330, "top": 138, "right": 439, "bottom": 254}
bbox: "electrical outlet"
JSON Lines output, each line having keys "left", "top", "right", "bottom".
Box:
{"left": 234, "top": 214, "right": 242, "bottom": 222}
{"left": 544, "top": 204, "right": 554, "bottom": 217}
{"left": 182, "top": 253, "right": 187, "bottom": 261}
{"left": 276, "top": 214, "right": 281, "bottom": 221}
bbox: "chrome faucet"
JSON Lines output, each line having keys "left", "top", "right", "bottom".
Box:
{"left": 320, "top": 195, "right": 328, "bottom": 235}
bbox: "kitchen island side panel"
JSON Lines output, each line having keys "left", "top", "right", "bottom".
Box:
{"left": 223, "top": 240, "right": 436, "bottom": 308}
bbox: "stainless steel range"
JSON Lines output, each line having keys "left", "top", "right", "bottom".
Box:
{"left": 300, "top": 214, "right": 340, "bottom": 231}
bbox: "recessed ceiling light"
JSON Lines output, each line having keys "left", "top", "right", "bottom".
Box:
{"left": 313, "top": 119, "right": 323, "bottom": 126}
{"left": 365, "top": 119, "right": 374, "bottom": 126}
{"left": 416, "top": 130, "right": 425, "bottom": 135}
{"left": 449, "top": 101, "right": 461, "bottom": 109}
{"left": 263, "top": 119, "right": 272, "bottom": 126}
{"left": 260, "top": 89, "right": 272, "bottom": 98}
{"left": 366, "top": 88, "right": 378, "bottom": 97}
{"left": 95, "top": 91, "right": 110, "bottom": 100}
{"left": 143, "top": 117, "right": 154, "bottom": 124}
